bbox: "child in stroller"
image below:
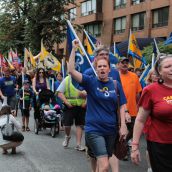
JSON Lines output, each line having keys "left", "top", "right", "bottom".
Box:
{"left": 41, "top": 103, "right": 60, "bottom": 121}
{"left": 34, "top": 89, "right": 61, "bottom": 137}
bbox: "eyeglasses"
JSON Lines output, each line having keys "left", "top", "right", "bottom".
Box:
{"left": 39, "top": 71, "right": 43, "bottom": 74}
{"left": 158, "top": 53, "right": 172, "bottom": 59}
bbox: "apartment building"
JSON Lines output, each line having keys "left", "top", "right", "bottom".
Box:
{"left": 58, "top": 0, "right": 172, "bottom": 55}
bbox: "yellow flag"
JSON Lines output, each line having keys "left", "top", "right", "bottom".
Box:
{"left": 4, "top": 56, "right": 15, "bottom": 70}
{"left": 128, "top": 31, "right": 142, "bottom": 68}
{"left": 41, "top": 40, "right": 49, "bottom": 61}
{"left": 44, "top": 53, "right": 61, "bottom": 72}
{"left": 84, "top": 37, "right": 94, "bottom": 55}
{"left": 29, "top": 50, "right": 36, "bottom": 68}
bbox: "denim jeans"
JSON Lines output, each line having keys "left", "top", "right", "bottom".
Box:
{"left": 85, "top": 132, "right": 116, "bottom": 158}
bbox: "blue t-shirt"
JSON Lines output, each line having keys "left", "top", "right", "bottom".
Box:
{"left": 81, "top": 74, "right": 126, "bottom": 135}
{"left": 84, "top": 66, "right": 121, "bottom": 84}
{"left": 0, "top": 76, "right": 16, "bottom": 97}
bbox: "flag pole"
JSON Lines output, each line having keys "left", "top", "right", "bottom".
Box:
{"left": 83, "top": 29, "right": 96, "bottom": 50}
{"left": 22, "top": 48, "right": 25, "bottom": 109}
{"left": 114, "top": 42, "right": 116, "bottom": 55}
{"left": 151, "top": 53, "right": 155, "bottom": 69}
{"left": 66, "top": 20, "right": 97, "bottom": 76}
{"left": 139, "top": 64, "right": 150, "bottom": 82}
{"left": 153, "top": 38, "right": 160, "bottom": 55}
{"left": 62, "top": 58, "right": 65, "bottom": 80}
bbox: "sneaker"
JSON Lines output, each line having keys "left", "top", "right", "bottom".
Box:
{"left": 75, "top": 145, "right": 85, "bottom": 151}
{"left": 147, "top": 168, "right": 152, "bottom": 172}
{"left": 62, "top": 136, "right": 71, "bottom": 147}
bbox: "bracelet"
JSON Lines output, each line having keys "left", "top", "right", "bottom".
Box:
{"left": 131, "top": 142, "right": 139, "bottom": 146}
{"left": 131, "top": 149, "right": 139, "bottom": 153}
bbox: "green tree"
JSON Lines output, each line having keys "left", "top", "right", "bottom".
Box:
{"left": 142, "top": 42, "right": 172, "bottom": 64}
{"left": 0, "top": 0, "right": 75, "bottom": 55}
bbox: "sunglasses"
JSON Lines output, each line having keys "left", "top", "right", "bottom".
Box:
{"left": 39, "top": 71, "right": 44, "bottom": 73}
{"left": 158, "top": 53, "right": 172, "bottom": 59}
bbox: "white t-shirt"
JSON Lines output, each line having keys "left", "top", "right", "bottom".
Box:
{"left": 0, "top": 114, "right": 21, "bottom": 145}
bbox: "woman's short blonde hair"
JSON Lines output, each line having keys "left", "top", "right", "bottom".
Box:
{"left": 93, "top": 45, "right": 109, "bottom": 57}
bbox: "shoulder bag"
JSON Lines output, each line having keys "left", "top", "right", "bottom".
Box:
{"left": 1, "top": 114, "right": 24, "bottom": 142}
{"left": 113, "top": 80, "right": 128, "bottom": 160}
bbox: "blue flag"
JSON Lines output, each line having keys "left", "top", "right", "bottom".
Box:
{"left": 67, "top": 25, "right": 90, "bottom": 88}
{"left": 140, "top": 64, "right": 151, "bottom": 88}
{"left": 88, "top": 33, "right": 97, "bottom": 44}
{"left": 164, "top": 32, "right": 172, "bottom": 45}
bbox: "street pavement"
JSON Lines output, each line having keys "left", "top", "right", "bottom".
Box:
{"left": 0, "top": 109, "right": 147, "bottom": 172}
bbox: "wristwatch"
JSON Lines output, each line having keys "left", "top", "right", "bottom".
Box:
{"left": 125, "top": 110, "right": 129, "bottom": 113}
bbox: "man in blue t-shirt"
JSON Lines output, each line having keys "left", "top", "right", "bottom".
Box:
{"left": 0, "top": 67, "right": 17, "bottom": 111}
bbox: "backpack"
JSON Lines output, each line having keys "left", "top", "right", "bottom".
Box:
{"left": 1, "top": 114, "right": 14, "bottom": 140}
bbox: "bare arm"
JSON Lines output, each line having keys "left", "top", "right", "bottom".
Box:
{"left": 46, "top": 78, "right": 50, "bottom": 90}
{"left": 58, "top": 92, "right": 73, "bottom": 108}
{"left": 119, "top": 104, "right": 128, "bottom": 138}
{"left": 68, "top": 39, "right": 83, "bottom": 83}
{"left": 32, "top": 77, "right": 38, "bottom": 95}
{"left": 131, "top": 107, "right": 150, "bottom": 165}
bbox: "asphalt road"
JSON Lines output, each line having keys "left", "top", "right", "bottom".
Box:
{"left": 0, "top": 109, "right": 147, "bottom": 172}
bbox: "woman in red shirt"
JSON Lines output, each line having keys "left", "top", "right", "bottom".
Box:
{"left": 131, "top": 54, "right": 172, "bottom": 172}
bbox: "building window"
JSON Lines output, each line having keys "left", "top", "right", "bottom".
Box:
{"left": 114, "top": 0, "right": 126, "bottom": 9}
{"left": 132, "top": 0, "right": 145, "bottom": 5}
{"left": 85, "top": 23, "right": 101, "bottom": 37}
{"left": 81, "top": 0, "right": 96, "bottom": 16}
{"left": 131, "top": 12, "right": 145, "bottom": 31}
{"left": 152, "top": 7, "right": 169, "bottom": 28}
{"left": 114, "top": 17, "right": 126, "bottom": 34}
{"left": 69, "top": 8, "right": 76, "bottom": 21}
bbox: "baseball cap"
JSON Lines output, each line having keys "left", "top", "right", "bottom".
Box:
{"left": 23, "top": 80, "right": 30, "bottom": 85}
{"left": 118, "top": 57, "right": 129, "bottom": 63}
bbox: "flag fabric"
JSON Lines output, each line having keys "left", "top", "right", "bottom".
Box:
{"left": 29, "top": 49, "right": 36, "bottom": 68}
{"left": 84, "top": 36, "right": 94, "bottom": 56}
{"left": 114, "top": 42, "right": 122, "bottom": 59}
{"left": 40, "top": 41, "right": 61, "bottom": 72}
{"left": 24, "top": 48, "right": 32, "bottom": 69}
{"left": 128, "top": 31, "right": 145, "bottom": 68}
{"left": 84, "top": 29, "right": 118, "bottom": 64}
{"left": 164, "top": 32, "right": 172, "bottom": 45}
{"left": 41, "top": 40, "right": 49, "bottom": 61}
{"left": 67, "top": 25, "right": 90, "bottom": 74}
{"left": 88, "top": 33, "right": 97, "bottom": 45}
{"left": 44, "top": 53, "right": 61, "bottom": 72}
{"left": 0, "top": 54, "right": 7, "bottom": 67}
{"left": 8, "top": 49, "right": 18, "bottom": 63}
{"left": 84, "top": 32, "right": 95, "bottom": 62}
{"left": 4, "top": 56, "right": 15, "bottom": 70}
{"left": 139, "top": 64, "right": 151, "bottom": 88}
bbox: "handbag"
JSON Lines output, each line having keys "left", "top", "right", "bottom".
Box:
{"left": 1, "top": 114, "right": 24, "bottom": 142}
{"left": 113, "top": 80, "right": 128, "bottom": 160}
{"left": 1, "top": 114, "right": 14, "bottom": 140}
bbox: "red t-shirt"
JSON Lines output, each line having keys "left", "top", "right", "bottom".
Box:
{"left": 139, "top": 82, "right": 172, "bottom": 144}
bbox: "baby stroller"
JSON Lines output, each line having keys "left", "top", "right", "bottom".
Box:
{"left": 34, "top": 89, "right": 61, "bottom": 137}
